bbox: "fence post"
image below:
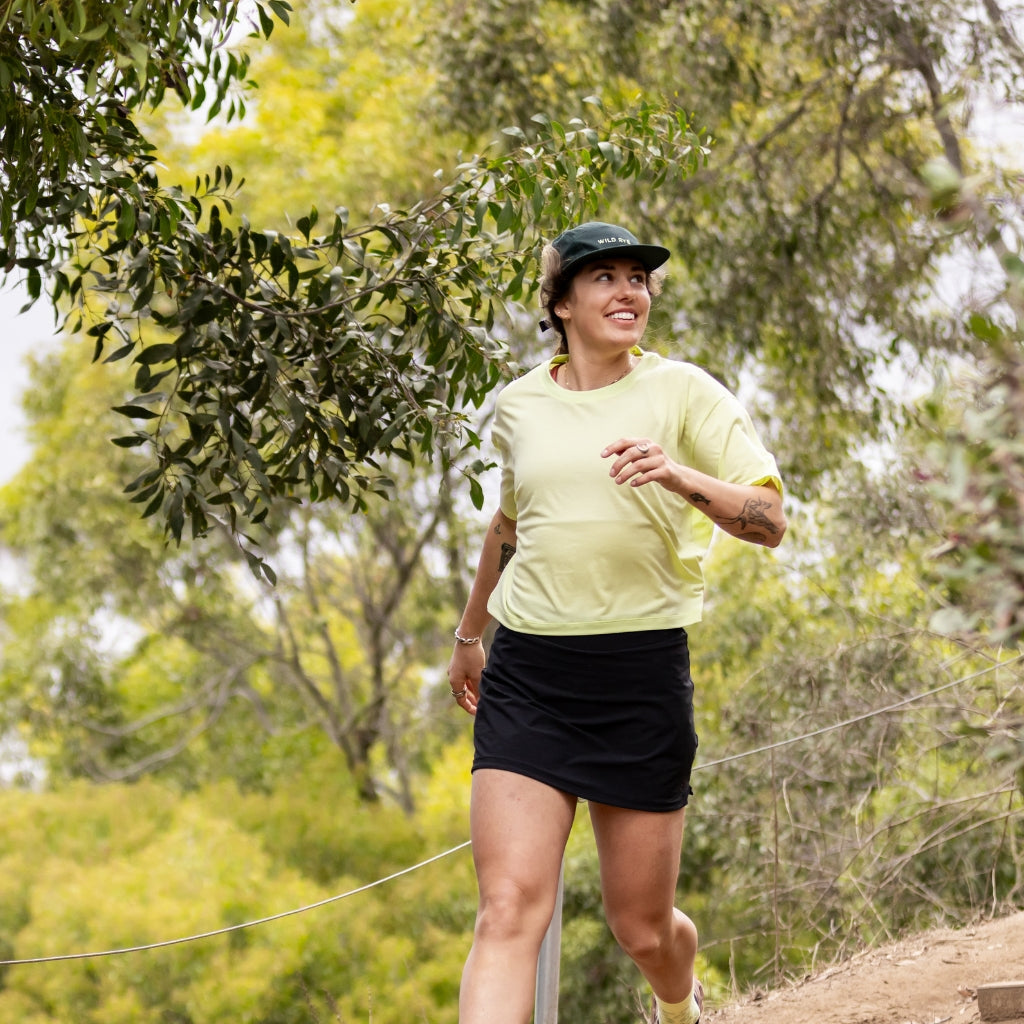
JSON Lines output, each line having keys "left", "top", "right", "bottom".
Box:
{"left": 534, "top": 858, "right": 565, "bottom": 1024}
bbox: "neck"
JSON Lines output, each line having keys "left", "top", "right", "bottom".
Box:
{"left": 560, "top": 351, "right": 635, "bottom": 391}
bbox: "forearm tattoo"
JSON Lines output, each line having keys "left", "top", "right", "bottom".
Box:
{"left": 715, "top": 496, "right": 780, "bottom": 537}
{"left": 499, "top": 542, "right": 516, "bottom": 571}
{"left": 494, "top": 521, "right": 516, "bottom": 571}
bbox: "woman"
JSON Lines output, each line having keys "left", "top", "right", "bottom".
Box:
{"left": 448, "top": 221, "right": 786, "bottom": 1024}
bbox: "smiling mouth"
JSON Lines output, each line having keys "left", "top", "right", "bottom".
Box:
{"left": 608, "top": 312, "right": 636, "bottom": 321}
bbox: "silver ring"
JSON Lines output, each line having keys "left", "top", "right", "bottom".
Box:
{"left": 636, "top": 442, "right": 650, "bottom": 454}
{"left": 450, "top": 687, "right": 468, "bottom": 700}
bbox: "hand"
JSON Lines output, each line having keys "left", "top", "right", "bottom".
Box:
{"left": 601, "top": 437, "right": 681, "bottom": 493}
{"left": 447, "top": 641, "right": 485, "bottom": 716}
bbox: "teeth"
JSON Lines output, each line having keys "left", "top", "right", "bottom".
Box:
{"left": 609, "top": 312, "right": 635, "bottom": 320}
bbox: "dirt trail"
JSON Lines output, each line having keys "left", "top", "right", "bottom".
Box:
{"left": 706, "top": 911, "right": 1024, "bottom": 1024}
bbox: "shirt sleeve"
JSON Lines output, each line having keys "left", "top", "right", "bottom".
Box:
{"left": 491, "top": 392, "right": 519, "bottom": 520}
{"left": 688, "top": 384, "right": 783, "bottom": 497}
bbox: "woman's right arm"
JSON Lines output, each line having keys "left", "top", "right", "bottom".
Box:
{"left": 447, "top": 508, "right": 518, "bottom": 716}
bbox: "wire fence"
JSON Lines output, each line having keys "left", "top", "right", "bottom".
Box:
{"left": 1, "top": 653, "right": 1019, "bottom": 968}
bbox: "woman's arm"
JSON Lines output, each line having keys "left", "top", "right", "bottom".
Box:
{"left": 670, "top": 472, "right": 785, "bottom": 547}
{"left": 447, "top": 508, "right": 518, "bottom": 715}
{"left": 602, "top": 438, "right": 787, "bottom": 548}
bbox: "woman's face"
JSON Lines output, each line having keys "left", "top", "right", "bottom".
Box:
{"left": 556, "top": 257, "right": 651, "bottom": 356}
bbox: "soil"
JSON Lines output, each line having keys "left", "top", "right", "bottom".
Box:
{"left": 706, "top": 911, "right": 1024, "bottom": 1024}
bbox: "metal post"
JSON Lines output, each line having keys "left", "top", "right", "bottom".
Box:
{"left": 534, "top": 858, "right": 565, "bottom": 1024}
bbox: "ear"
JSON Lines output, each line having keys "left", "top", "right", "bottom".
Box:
{"left": 555, "top": 304, "right": 569, "bottom": 319}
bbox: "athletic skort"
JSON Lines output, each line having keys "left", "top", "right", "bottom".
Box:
{"left": 472, "top": 625, "right": 698, "bottom": 812}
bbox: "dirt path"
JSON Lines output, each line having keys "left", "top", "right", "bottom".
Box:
{"left": 706, "top": 911, "right": 1024, "bottom": 1024}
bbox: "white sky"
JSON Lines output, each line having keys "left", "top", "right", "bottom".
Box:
{"left": 0, "top": 283, "right": 60, "bottom": 485}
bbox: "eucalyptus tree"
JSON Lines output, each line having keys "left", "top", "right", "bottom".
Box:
{"left": 5, "top": 0, "right": 1022, "bottom": 571}
{"left": 0, "top": 337, "right": 473, "bottom": 801}
{"left": 431, "top": 0, "right": 1024, "bottom": 486}
{"left": 2, "top": 0, "right": 709, "bottom": 570}
{"left": 427, "top": 0, "right": 1024, "bottom": 645}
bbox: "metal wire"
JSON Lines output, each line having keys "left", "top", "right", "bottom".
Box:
{"left": 2, "top": 651, "right": 1018, "bottom": 967}
{"left": 0, "top": 841, "right": 472, "bottom": 965}
{"left": 698, "top": 655, "right": 1021, "bottom": 770}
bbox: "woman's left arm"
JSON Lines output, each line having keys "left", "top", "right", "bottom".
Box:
{"left": 602, "top": 437, "right": 787, "bottom": 548}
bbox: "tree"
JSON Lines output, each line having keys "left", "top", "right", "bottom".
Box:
{"left": 0, "top": 765, "right": 475, "bottom": 1024}
{"left": 679, "top": 527, "right": 1024, "bottom": 984}
{"left": 2, "top": 0, "right": 709, "bottom": 565}
{"left": 425, "top": 0, "right": 1024, "bottom": 641}
{"left": 1, "top": 0, "right": 280, "bottom": 269}
{"left": 0, "top": 335, "right": 483, "bottom": 803}
{"left": 917, "top": 155, "right": 1024, "bottom": 647}
{"left": 429, "top": 0, "right": 1024, "bottom": 487}
{"left": 149, "top": 0, "right": 458, "bottom": 225}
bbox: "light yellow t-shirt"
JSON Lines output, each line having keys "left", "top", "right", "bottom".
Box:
{"left": 487, "top": 350, "right": 782, "bottom": 634}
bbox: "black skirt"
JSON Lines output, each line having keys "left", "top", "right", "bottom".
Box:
{"left": 472, "top": 625, "right": 698, "bottom": 812}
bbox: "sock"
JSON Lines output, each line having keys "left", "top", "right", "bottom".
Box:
{"left": 655, "top": 985, "right": 701, "bottom": 1024}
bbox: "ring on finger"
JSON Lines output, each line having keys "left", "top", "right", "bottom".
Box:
{"left": 636, "top": 442, "right": 650, "bottom": 454}
{"left": 450, "top": 687, "right": 468, "bottom": 700}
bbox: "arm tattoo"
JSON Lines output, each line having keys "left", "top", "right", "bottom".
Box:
{"left": 716, "top": 497, "right": 779, "bottom": 535}
{"left": 499, "top": 542, "right": 516, "bottom": 571}
{"left": 689, "top": 492, "right": 711, "bottom": 506}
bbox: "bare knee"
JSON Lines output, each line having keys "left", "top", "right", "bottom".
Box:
{"left": 607, "top": 913, "right": 668, "bottom": 963}
{"left": 607, "top": 908, "right": 698, "bottom": 967}
{"left": 474, "top": 883, "right": 554, "bottom": 946}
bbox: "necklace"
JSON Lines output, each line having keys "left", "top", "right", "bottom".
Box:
{"left": 559, "top": 357, "right": 634, "bottom": 391}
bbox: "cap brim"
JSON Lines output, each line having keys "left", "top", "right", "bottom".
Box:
{"left": 562, "top": 243, "right": 671, "bottom": 278}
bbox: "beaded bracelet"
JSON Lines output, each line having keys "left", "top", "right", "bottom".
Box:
{"left": 454, "top": 628, "right": 481, "bottom": 645}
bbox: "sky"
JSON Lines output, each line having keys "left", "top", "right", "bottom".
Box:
{"left": 0, "top": 282, "right": 60, "bottom": 486}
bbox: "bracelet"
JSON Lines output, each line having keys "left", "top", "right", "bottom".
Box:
{"left": 454, "top": 628, "right": 481, "bottom": 645}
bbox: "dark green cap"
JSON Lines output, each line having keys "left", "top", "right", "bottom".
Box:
{"left": 551, "top": 221, "right": 670, "bottom": 278}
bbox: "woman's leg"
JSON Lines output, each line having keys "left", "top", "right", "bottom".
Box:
{"left": 459, "top": 769, "right": 578, "bottom": 1024}
{"left": 589, "top": 802, "right": 698, "bottom": 1004}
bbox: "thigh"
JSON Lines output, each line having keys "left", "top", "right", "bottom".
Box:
{"left": 471, "top": 769, "right": 577, "bottom": 901}
{"left": 589, "top": 802, "right": 686, "bottom": 921}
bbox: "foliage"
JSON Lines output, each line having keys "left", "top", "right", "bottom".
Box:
{"left": 0, "top": 0, "right": 283, "bottom": 268}
{"left": 925, "top": 343, "right": 1024, "bottom": 645}
{"left": 0, "top": 337, "right": 472, "bottom": 799}
{"left": 149, "top": 0, "right": 453, "bottom": 225}
{"left": 0, "top": 758, "right": 475, "bottom": 1024}
{"left": 2, "top": 591, "right": 1018, "bottom": 1021}
{"left": 64, "top": 103, "right": 705, "bottom": 568}
{"left": 681, "top": 535, "right": 1024, "bottom": 986}
{"left": 914, "top": 156, "right": 1024, "bottom": 648}
{"left": 426, "top": 0, "right": 1024, "bottom": 496}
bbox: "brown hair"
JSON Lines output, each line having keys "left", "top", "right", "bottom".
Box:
{"left": 539, "top": 243, "right": 665, "bottom": 355}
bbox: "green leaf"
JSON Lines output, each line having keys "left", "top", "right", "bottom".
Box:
{"left": 1002, "top": 253, "right": 1024, "bottom": 282}
{"left": 135, "top": 343, "right": 178, "bottom": 365}
{"left": 966, "top": 313, "right": 1003, "bottom": 345}
{"left": 268, "top": 0, "right": 291, "bottom": 26}
{"left": 112, "top": 404, "right": 160, "bottom": 420}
